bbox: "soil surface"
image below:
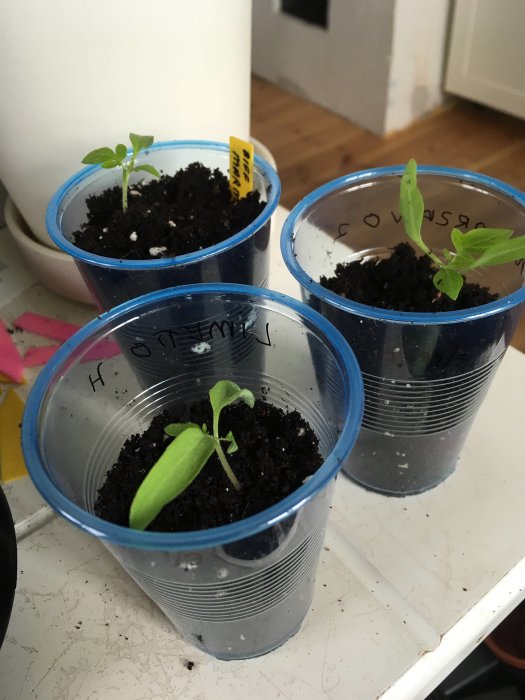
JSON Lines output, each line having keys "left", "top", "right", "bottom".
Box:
{"left": 73, "top": 162, "right": 266, "bottom": 260}
{"left": 94, "top": 398, "right": 322, "bottom": 532}
{"left": 320, "top": 242, "right": 498, "bottom": 312}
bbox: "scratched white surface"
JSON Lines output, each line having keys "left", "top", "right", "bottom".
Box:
{"left": 1, "top": 207, "right": 525, "bottom": 699}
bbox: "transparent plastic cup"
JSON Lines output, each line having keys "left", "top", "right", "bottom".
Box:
{"left": 281, "top": 166, "right": 525, "bottom": 496}
{"left": 46, "top": 141, "right": 281, "bottom": 310}
{"left": 22, "top": 284, "right": 363, "bottom": 659}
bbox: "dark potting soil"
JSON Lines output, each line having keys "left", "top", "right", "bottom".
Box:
{"left": 72, "top": 162, "right": 266, "bottom": 260}
{"left": 94, "top": 398, "right": 323, "bottom": 532}
{"left": 320, "top": 242, "right": 498, "bottom": 312}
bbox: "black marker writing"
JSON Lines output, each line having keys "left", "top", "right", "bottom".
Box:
{"left": 242, "top": 148, "right": 251, "bottom": 183}
{"left": 335, "top": 223, "right": 349, "bottom": 241}
{"left": 209, "top": 320, "right": 235, "bottom": 339}
{"left": 242, "top": 321, "right": 271, "bottom": 346}
{"left": 436, "top": 211, "right": 451, "bottom": 227}
{"left": 363, "top": 213, "right": 380, "bottom": 228}
{"left": 154, "top": 329, "right": 178, "bottom": 349}
{"left": 183, "top": 323, "right": 204, "bottom": 341}
{"left": 231, "top": 151, "right": 241, "bottom": 200}
{"left": 130, "top": 343, "right": 152, "bottom": 358}
{"left": 89, "top": 362, "right": 105, "bottom": 392}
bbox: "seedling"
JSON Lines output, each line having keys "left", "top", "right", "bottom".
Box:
{"left": 82, "top": 132, "right": 160, "bottom": 212}
{"left": 399, "top": 158, "right": 525, "bottom": 300}
{"left": 129, "top": 380, "right": 255, "bottom": 531}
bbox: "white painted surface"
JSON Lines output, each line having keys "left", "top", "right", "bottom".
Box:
{"left": 252, "top": 0, "right": 450, "bottom": 135}
{"left": 386, "top": 0, "right": 451, "bottom": 133}
{"left": 0, "top": 0, "right": 252, "bottom": 247}
{"left": 2, "top": 207, "right": 525, "bottom": 698}
{"left": 445, "top": 0, "right": 525, "bottom": 120}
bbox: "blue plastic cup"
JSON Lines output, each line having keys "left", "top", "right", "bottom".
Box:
{"left": 22, "top": 284, "right": 363, "bottom": 659}
{"left": 281, "top": 166, "right": 525, "bottom": 496}
{"left": 46, "top": 141, "right": 280, "bottom": 310}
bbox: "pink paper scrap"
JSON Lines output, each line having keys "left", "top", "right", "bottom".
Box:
{"left": 0, "top": 321, "right": 25, "bottom": 383}
{"left": 23, "top": 344, "right": 61, "bottom": 367}
{"left": 83, "top": 339, "right": 121, "bottom": 362}
{"left": 13, "top": 312, "right": 80, "bottom": 341}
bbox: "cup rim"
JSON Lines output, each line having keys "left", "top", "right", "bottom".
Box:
{"left": 22, "top": 283, "right": 364, "bottom": 551}
{"left": 281, "top": 164, "right": 525, "bottom": 325}
{"left": 46, "top": 140, "right": 281, "bottom": 270}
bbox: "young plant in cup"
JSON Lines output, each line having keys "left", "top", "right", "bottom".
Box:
{"left": 129, "top": 380, "right": 255, "bottom": 531}
{"left": 76, "top": 133, "right": 266, "bottom": 261}
{"left": 22, "top": 283, "right": 363, "bottom": 660}
{"left": 97, "top": 378, "right": 324, "bottom": 534}
{"left": 399, "top": 158, "right": 525, "bottom": 302}
{"left": 282, "top": 159, "right": 525, "bottom": 496}
{"left": 46, "top": 136, "right": 280, "bottom": 310}
{"left": 321, "top": 158, "right": 525, "bottom": 312}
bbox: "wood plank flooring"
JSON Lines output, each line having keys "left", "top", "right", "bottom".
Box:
{"left": 250, "top": 76, "right": 525, "bottom": 352}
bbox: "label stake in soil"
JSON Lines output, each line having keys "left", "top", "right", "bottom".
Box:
{"left": 229, "top": 136, "right": 253, "bottom": 200}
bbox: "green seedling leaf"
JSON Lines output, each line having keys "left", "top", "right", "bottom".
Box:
{"left": 165, "top": 422, "right": 200, "bottom": 437}
{"left": 81, "top": 147, "right": 116, "bottom": 165}
{"left": 399, "top": 158, "right": 426, "bottom": 251}
{"left": 446, "top": 252, "right": 477, "bottom": 271}
{"left": 474, "top": 236, "right": 525, "bottom": 268}
{"left": 129, "top": 426, "right": 215, "bottom": 531}
{"left": 100, "top": 160, "right": 121, "bottom": 169}
{"left": 223, "top": 430, "right": 238, "bottom": 454}
{"left": 433, "top": 268, "right": 464, "bottom": 301}
{"left": 209, "top": 380, "right": 255, "bottom": 436}
{"left": 133, "top": 164, "right": 161, "bottom": 178}
{"left": 450, "top": 228, "right": 465, "bottom": 254}
{"left": 129, "top": 132, "right": 154, "bottom": 156}
{"left": 452, "top": 227, "right": 513, "bottom": 255}
{"left": 115, "top": 143, "right": 128, "bottom": 162}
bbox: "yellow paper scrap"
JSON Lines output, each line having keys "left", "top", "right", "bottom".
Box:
{"left": 0, "top": 372, "right": 26, "bottom": 384}
{"left": 229, "top": 136, "right": 254, "bottom": 200}
{"left": 0, "top": 388, "right": 27, "bottom": 482}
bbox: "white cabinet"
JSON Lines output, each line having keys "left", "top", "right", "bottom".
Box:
{"left": 445, "top": 0, "right": 525, "bottom": 120}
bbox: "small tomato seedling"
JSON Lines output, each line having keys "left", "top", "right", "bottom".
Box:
{"left": 399, "top": 158, "right": 525, "bottom": 301}
{"left": 82, "top": 132, "right": 160, "bottom": 212}
{"left": 129, "top": 380, "right": 255, "bottom": 531}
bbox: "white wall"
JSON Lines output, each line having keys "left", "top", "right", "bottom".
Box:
{"left": 252, "top": 0, "right": 451, "bottom": 135}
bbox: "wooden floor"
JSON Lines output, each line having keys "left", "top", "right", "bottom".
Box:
{"left": 250, "top": 76, "right": 525, "bottom": 352}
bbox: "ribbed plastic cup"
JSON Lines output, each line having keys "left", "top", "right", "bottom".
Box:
{"left": 46, "top": 141, "right": 281, "bottom": 311}
{"left": 22, "top": 284, "right": 363, "bottom": 659}
{"left": 281, "top": 166, "right": 525, "bottom": 496}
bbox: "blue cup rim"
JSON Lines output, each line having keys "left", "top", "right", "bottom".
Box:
{"left": 281, "top": 165, "right": 525, "bottom": 325}
{"left": 46, "top": 140, "right": 281, "bottom": 270}
{"left": 22, "top": 283, "right": 364, "bottom": 551}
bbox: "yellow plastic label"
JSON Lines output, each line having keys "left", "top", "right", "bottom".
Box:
{"left": 229, "top": 136, "right": 254, "bottom": 200}
{"left": 0, "top": 388, "right": 27, "bottom": 482}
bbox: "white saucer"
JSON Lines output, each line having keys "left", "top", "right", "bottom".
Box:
{"left": 4, "top": 196, "right": 94, "bottom": 306}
